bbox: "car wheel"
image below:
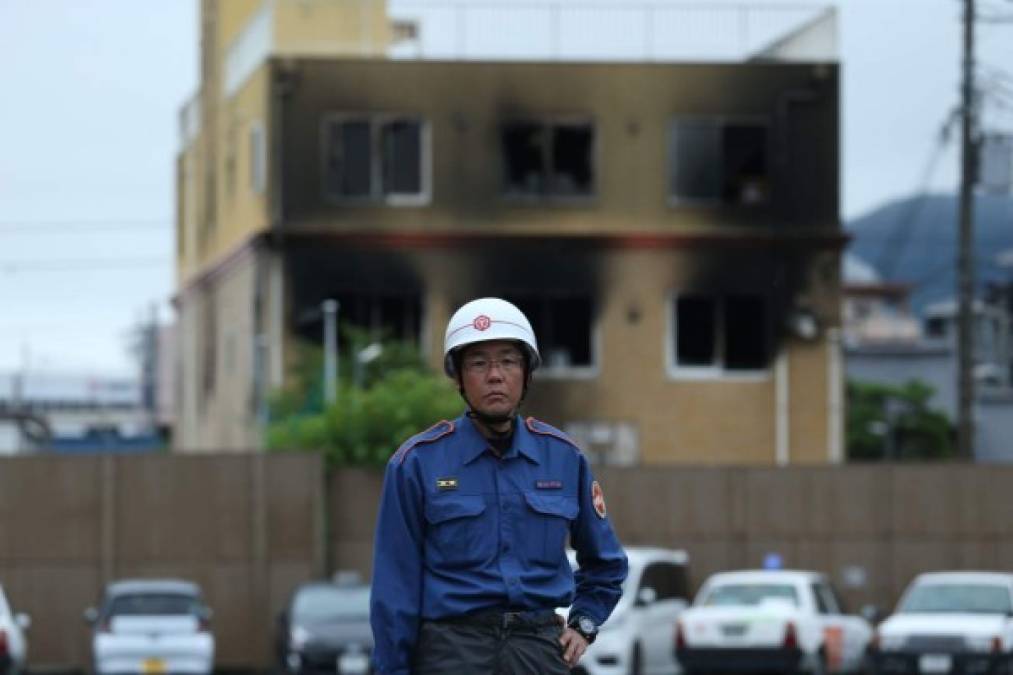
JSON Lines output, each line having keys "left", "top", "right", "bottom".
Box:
{"left": 629, "top": 642, "right": 643, "bottom": 675}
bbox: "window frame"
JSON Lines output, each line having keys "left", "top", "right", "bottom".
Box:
{"left": 667, "top": 115, "right": 772, "bottom": 208}
{"left": 500, "top": 114, "right": 598, "bottom": 204}
{"left": 320, "top": 112, "right": 431, "bottom": 207}
{"left": 249, "top": 121, "right": 266, "bottom": 195}
{"left": 665, "top": 290, "right": 772, "bottom": 381}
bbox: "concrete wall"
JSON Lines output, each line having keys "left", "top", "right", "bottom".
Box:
{"left": 0, "top": 454, "right": 324, "bottom": 670}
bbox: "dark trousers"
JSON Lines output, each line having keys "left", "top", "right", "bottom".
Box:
{"left": 414, "top": 611, "right": 570, "bottom": 675}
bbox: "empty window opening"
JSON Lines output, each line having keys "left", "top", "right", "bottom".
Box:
{"left": 506, "top": 295, "right": 594, "bottom": 369}
{"left": 324, "top": 116, "right": 426, "bottom": 201}
{"left": 674, "top": 294, "right": 768, "bottom": 372}
{"left": 318, "top": 292, "right": 422, "bottom": 346}
{"left": 502, "top": 120, "right": 594, "bottom": 198}
{"left": 670, "top": 119, "right": 769, "bottom": 206}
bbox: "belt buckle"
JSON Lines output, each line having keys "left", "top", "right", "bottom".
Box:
{"left": 502, "top": 611, "right": 520, "bottom": 628}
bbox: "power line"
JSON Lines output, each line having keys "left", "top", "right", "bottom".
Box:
{"left": 874, "top": 108, "right": 959, "bottom": 278}
{"left": 0, "top": 257, "right": 171, "bottom": 273}
{"left": 0, "top": 219, "right": 172, "bottom": 232}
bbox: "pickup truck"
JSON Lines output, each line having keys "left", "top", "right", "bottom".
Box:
{"left": 870, "top": 571, "right": 1013, "bottom": 675}
{"left": 675, "top": 569, "right": 873, "bottom": 675}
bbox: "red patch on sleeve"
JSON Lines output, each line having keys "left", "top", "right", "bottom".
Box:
{"left": 591, "top": 481, "right": 607, "bottom": 519}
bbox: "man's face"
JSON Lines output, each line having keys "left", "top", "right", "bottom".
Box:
{"left": 459, "top": 340, "right": 526, "bottom": 419}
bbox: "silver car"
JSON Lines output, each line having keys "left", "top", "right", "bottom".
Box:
{"left": 85, "top": 579, "right": 214, "bottom": 675}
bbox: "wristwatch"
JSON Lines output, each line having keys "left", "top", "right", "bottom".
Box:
{"left": 567, "top": 615, "right": 598, "bottom": 644}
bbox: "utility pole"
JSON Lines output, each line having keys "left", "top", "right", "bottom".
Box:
{"left": 957, "top": 0, "right": 977, "bottom": 459}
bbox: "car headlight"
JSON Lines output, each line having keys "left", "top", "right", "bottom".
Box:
{"left": 878, "top": 633, "right": 907, "bottom": 651}
{"left": 290, "top": 625, "right": 313, "bottom": 650}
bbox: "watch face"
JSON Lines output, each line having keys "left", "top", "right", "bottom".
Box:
{"left": 578, "top": 616, "right": 596, "bottom": 635}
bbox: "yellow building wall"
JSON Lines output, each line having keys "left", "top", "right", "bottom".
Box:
{"left": 212, "top": 67, "right": 271, "bottom": 265}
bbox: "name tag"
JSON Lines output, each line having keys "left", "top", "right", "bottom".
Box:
{"left": 535, "top": 480, "right": 563, "bottom": 490}
{"left": 437, "top": 477, "right": 458, "bottom": 491}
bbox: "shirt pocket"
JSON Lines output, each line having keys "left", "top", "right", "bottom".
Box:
{"left": 521, "top": 492, "right": 579, "bottom": 565}
{"left": 424, "top": 494, "right": 491, "bottom": 568}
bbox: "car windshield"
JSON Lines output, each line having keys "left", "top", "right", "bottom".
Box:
{"left": 700, "top": 583, "right": 799, "bottom": 608}
{"left": 899, "top": 584, "right": 1013, "bottom": 614}
{"left": 293, "top": 586, "right": 370, "bottom": 623}
{"left": 108, "top": 593, "right": 201, "bottom": 617}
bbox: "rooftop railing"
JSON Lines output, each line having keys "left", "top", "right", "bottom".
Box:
{"left": 387, "top": 0, "right": 837, "bottom": 63}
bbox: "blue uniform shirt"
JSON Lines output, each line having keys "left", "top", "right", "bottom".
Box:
{"left": 369, "top": 413, "right": 629, "bottom": 675}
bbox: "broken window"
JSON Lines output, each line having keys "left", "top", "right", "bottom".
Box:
{"left": 323, "top": 116, "right": 427, "bottom": 201}
{"left": 674, "top": 294, "right": 768, "bottom": 372}
{"left": 502, "top": 119, "right": 595, "bottom": 198}
{"left": 670, "top": 119, "right": 769, "bottom": 206}
{"left": 506, "top": 295, "right": 594, "bottom": 370}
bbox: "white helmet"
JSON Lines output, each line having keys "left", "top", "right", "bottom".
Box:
{"left": 443, "top": 298, "right": 541, "bottom": 377}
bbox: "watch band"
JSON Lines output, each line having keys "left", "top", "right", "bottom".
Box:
{"left": 567, "top": 615, "right": 598, "bottom": 644}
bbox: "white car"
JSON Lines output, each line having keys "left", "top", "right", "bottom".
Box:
{"left": 676, "top": 570, "right": 873, "bottom": 675}
{"left": 0, "top": 582, "right": 30, "bottom": 675}
{"left": 85, "top": 579, "right": 215, "bottom": 675}
{"left": 871, "top": 571, "right": 1013, "bottom": 675}
{"left": 568, "top": 546, "right": 690, "bottom": 675}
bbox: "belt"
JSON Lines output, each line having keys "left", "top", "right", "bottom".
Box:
{"left": 439, "top": 608, "right": 561, "bottom": 629}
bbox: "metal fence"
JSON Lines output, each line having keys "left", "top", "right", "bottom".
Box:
{"left": 4, "top": 455, "right": 1013, "bottom": 669}
{"left": 0, "top": 453, "right": 325, "bottom": 670}
{"left": 329, "top": 463, "right": 1013, "bottom": 617}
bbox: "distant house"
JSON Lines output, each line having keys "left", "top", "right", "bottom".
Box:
{"left": 842, "top": 254, "right": 1013, "bottom": 461}
{"left": 175, "top": 0, "right": 845, "bottom": 465}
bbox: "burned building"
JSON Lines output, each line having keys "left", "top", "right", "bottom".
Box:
{"left": 175, "top": 0, "right": 843, "bottom": 464}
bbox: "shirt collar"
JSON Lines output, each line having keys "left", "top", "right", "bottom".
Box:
{"left": 459, "top": 413, "right": 541, "bottom": 465}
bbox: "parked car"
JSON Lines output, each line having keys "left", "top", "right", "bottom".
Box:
{"left": 567, "top": 546, "right": 690, "bottom": 675}
{"left": 870, "top": 571, "right": 1013, "bottom": 675}
{"left": 0, "top": 582, "right": 30, "bottom": 675}
{"left": 276, "top": 580, "right": 372, "bottom": 675}
{"left": 85, "top": 579, "right": 214, "bottom": 675}
{"left": 675, "top": 569, "right": 873, "bottom": 675}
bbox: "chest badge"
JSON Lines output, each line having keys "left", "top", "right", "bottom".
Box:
{"left": 436, "top": 477, "right": 458, "bottom": 491}
{"left": 535, "top": 480, "right": 563, "bottom": 490}
{"left": 591, "top": 481, "right": 607, "bottom": 519}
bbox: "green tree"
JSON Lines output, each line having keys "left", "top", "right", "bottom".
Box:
{"left": 264, "top": 335, "right": 461, "bottom": 466}
{"left": 846, "top": 379, "right": 955, "bottom": 461}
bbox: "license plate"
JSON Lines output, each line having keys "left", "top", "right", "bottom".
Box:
{"left": 141, "top": 658, "right": 166, "bottom": 674}
{"left": 919, "top": 654, "right": 952, "bottom": 673}
{"left": 338, "top": 652, "right": 370, "bottom": 674}
{"left": 721, "top": 623, "right": 747, "bottom": 637}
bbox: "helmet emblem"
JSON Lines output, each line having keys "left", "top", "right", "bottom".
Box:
{"left": 473, "top": 315, "right": 492, "bottom": 331}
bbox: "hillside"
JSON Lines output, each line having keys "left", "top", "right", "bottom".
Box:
{"left": 846, "top": 194, "right": 1013, "bottom": 312}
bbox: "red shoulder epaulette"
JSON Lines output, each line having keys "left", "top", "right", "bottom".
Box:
{"left": 393, "top": 420, "right": 455, "bottom": 465}
{"left": 525, "top": 416, "right": 582, "bottom": 453}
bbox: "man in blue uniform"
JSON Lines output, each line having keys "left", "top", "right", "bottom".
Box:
{"left": 370, "top": 297, "right": 628, "bottom": 675}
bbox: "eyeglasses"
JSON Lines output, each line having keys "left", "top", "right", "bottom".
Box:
{"left": 462, "top": 355, "right": 523, "bottom": 374}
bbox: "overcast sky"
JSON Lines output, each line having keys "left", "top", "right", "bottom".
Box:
{"left": 0, "top": 0, "right": 1010, "bottom": 376}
